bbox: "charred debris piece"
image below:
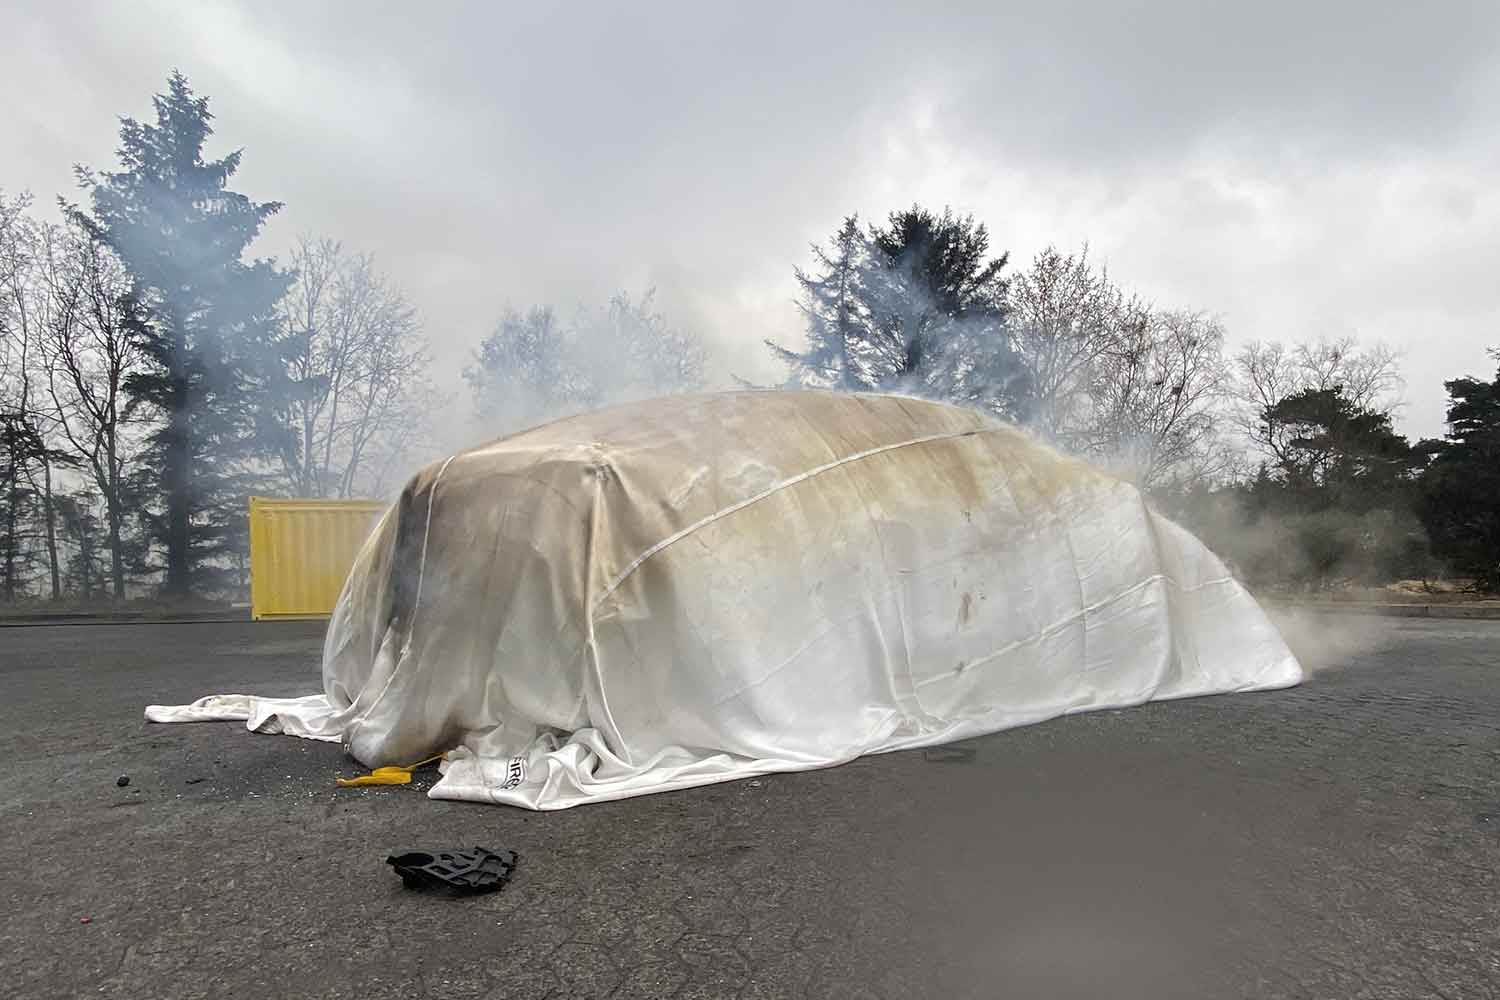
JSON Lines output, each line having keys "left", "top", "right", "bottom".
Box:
{"left": 923, "top": 745, "right": 977, "bottom": 763}
{"left": 386, "top": 847, "right": 519, "bottom": 895}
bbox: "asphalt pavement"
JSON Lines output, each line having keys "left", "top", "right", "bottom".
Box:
{"left": 1, "top": 612, "right": 1497, "bottom": 999}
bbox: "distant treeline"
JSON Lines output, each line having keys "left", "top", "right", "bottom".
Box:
{"left": 2, "top": 73, "right": 1496, "bottom": 603}
{"left": 762, "top": 207, "right": 1497, "bottom": 592}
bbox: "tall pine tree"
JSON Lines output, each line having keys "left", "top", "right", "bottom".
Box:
{"left": 770, "top": 206, "right": 1025, "bottom": 416}
{"left": 79, "top": 72, "right": 293, "bottom": 597}
{"left": 864, "top": 205, "right": 1020, "bottom": 412}
{"left": 771, "top": 216, "right": 869, "bottom": 390}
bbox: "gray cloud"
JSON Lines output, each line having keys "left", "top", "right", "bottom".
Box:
{"left": 5, "top": 0, "right": 1498, "bottom": 438}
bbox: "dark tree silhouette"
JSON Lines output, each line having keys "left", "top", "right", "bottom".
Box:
{"left": 1422, "top": 357, "right": 1500, "bottom": 589}
{"left": 1259, "top": 387, "right": 1417, "bottom": 509}
{"left": 770, "top": 205, "right": 1024, "bottom": 415}
{"left": 78, "top": 72, "right": 293, "bottom": 597}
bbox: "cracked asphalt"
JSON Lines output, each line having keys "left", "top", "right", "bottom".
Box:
{"left": 1, "top": 612, "right": 1498, "bottom": 999}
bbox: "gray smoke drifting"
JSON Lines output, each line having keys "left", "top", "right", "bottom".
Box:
{"left": 462, "top": 289, "right": 712, "bottom": 444}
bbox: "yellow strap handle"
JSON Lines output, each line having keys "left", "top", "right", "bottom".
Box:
{"left": 335, "top": 751, "right": 449, "bottom": 787}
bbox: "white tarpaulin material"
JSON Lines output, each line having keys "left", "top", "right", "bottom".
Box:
{"left": 147, "top": 391, "right": 1302, "bottom": 809}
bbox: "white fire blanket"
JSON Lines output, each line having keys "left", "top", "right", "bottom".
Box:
{"left": 147, "top": 391, "right": 1302, "bottom": 809}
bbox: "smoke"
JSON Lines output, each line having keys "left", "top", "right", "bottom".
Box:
{"left": 462, "top": 288, "right": 713, "bottom": 445}
{"left": 1263, "top": 606, "right": 1387, "bottom": 677}
{"left": 1157, "top": 484, "right": 1442, "bottom": 593}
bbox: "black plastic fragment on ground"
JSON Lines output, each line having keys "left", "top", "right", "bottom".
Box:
{"left": 386, "top": 847, "right": 519, "bottom": 895}
{"left": 923, "top": 746, "right": 977, "bottom": 763}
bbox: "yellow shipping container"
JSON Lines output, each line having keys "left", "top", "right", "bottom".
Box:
{"left": 248, "top": 497, "right": 387, "bottom": 620}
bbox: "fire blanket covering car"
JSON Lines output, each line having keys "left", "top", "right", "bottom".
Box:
{"left": 147, "top": 391, "right": 1302, "bottom": 810}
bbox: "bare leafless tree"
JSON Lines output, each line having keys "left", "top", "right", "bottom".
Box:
{"left": 1085, "top": 309, "right": 1230, "bottom": 489}
{"left": 576, "top": 289, "right": 707, "bottom": 400}
{"left": 37, "top": 212, "right": 144, "bottom": 599}
{"left": 359, "top": 379, "right": 445, "bottom": 498}
{"left": 0, "top": 191, "right": 65, "bottom": 601}
{"left": 0, "top": 192, "right": 35, "bottom": 600}
{"left": 279, "top": 238, "right": 435, "bottom": 498}
{"left": 1229, "top": 336, "right": 1404, "bottom": 467}
{"left": 1006, "top": 246, "right": 1229, "bottom": 489}
{"left": 1008, "top": 245, "right": 1140, "bottom": 445}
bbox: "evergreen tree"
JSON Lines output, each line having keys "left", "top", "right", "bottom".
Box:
{"left": 1259, "top": 387, "right": 1417, "bottom": 511}
{"left": 1203, "top": 387, "right": 1433, "bottom": 590}
{"left": 771, "top": 216, "right": 869, "bottom": 390}
{"left": 864, "top": 205, "right": 1020, "bottom": 412}
{"left": 1421, "top": 357, "right": 1500, "bottom": 589}
{"left": 769, "top": 205, "right": 1025, "bottom": 415}
{"left": 78, "top": 72, "right": 293, "bottom": 597}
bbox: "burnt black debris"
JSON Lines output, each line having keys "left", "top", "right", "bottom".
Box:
{"left": 922, "top": 746, "right": 977, "bottom": 764}
{"left": 385, "top": 847, "right": 519, "bottom": 895}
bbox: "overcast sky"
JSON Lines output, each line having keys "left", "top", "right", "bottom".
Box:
{"left": 6, "top": 1, "right": 1498, "bottom": 439}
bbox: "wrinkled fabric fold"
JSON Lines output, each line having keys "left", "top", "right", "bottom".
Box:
{"left": 145, "top": 693, "right": 345, "bottom": 740}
